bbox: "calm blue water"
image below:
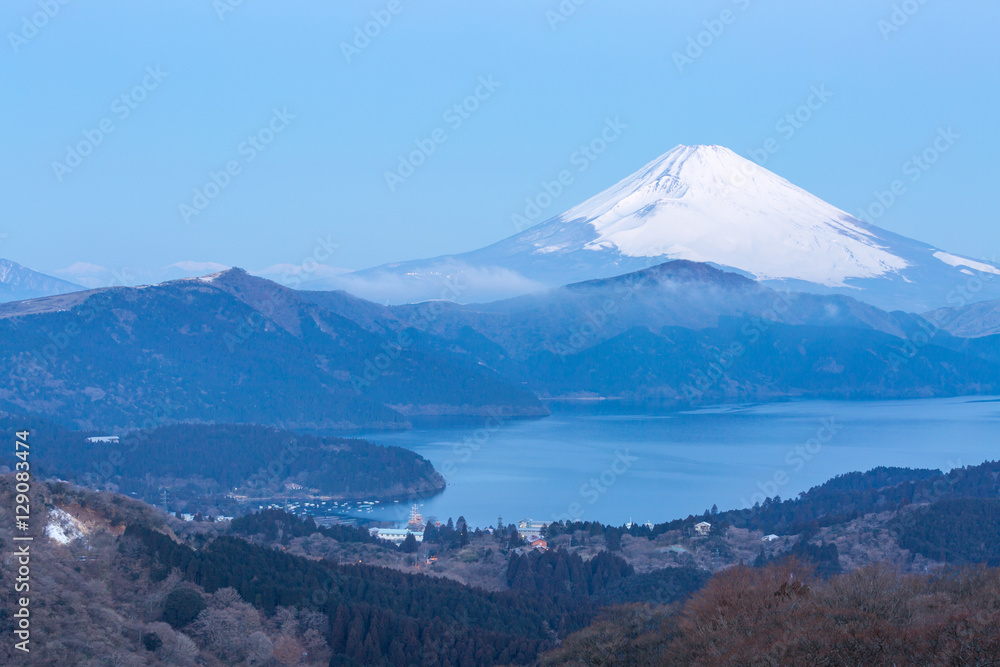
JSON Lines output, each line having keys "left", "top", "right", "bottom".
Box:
{"left": 359, "top": 397, "right": 1000, "bottom": 528}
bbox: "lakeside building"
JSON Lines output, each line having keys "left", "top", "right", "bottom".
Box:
{"left": 518, "top": 519, "right": 549, "bottom": 541}
{"left": 370, "top": 504, "right": 427, "bottom": 544}
{"left": 407, "top": 504, "right": 424, "bottom": 530}
{"left": 369, "top": 527, "right": 423, "bottom": 544}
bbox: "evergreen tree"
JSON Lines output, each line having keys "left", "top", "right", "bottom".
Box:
{"left": 605, "top": 529, "right": 621, "bottom": 552}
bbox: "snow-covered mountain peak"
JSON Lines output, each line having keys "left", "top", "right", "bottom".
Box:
{"left": 0, "top": 258, "right": 84, "bottom": 303}
{"left": 550, "top": 144, "right": 908, "bottom": 285}
{"left": 340, "top": 144, "right": 1000, "bottom": 310}
{"left": 610, "top": 144, "right": 781, "bottom": 199}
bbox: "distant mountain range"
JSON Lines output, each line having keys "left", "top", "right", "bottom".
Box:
{"left": 4, "top": 259, "right": 995, "bottom": 432}
{"left": 925, "top": 298, "right": 1000, "bottom": 338}
{"left": 7, "top": 218, "right": 1000, "bottom": 434}
{"left": 0, "top": 270, "right": 545, "bottom": 431}
{"left": 0, "top": 258, "right": 83, "bottom": 302}
{"left": 15, "top": 146, "right": 999, "bottom": 315}
{"left": 305, "top": 260, "right": 1000, "bottom": 403}
{"left": 326, "top": 145, "right": 1000, "bottom": 312}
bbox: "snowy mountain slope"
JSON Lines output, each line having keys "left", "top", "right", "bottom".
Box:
{"left": 0, "top": 258, "right": 84, "bottom": 303}
{"left": 334, "top": 145, "right": 1000, "bottom": 311}
{"left": 551, "top": 145, "right": 907, "bottom": 285}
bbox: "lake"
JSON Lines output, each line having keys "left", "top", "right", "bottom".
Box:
{"left": 358, "top": 396, "right": 1000, "bottom": 528}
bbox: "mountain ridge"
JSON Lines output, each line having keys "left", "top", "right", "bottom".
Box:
{"left": 333, "top": 145, "right": 1000, "bottom": 311}
{"left": 0, "top": 258, "right": 84, "bottom": 302}
{"left": 0, "top": 271, "right": 545, "bottom": 431}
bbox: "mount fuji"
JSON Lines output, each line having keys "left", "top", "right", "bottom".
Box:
{"left": 334, "top": 145, "right": 1000, "bottom": 311}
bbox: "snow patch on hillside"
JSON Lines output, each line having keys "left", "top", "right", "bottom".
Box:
{"left": 933, "top": 251, "right": 1000, "bottom": 276}
{"left": 46, "top": 507, "right": 87, "bottom": 544}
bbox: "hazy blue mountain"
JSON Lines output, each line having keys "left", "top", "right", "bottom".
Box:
{"left": 387, "top": 260, "right": 931, "bottom": 359}
{"left": 3, "top": 259, "right": 992, "bottom": 429}
{"left": 0, "top": 258, "right": 83, "bottom": 302}
{"left": 205, "top": 268, "right": 547, "bottom": 418}
{"left": 924, "top": 298, "right": 1000, "bottom": 338}
{"left": 307, "top": 260, "right": 928, "bottom": 356}
{"left": 301, "top": 259, "right": 996, "bottom": 403}
{"left": 523, "top": 321, "right": 999, "bottom": 402}
{"left": 0, "top": 270, "right": 544, "bottom": 431}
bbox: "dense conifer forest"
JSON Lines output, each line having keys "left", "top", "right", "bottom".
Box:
{"left": 4, "top": 459, "right": 1000, "bottom": 664}
{"left": 4, "top": 419, "right": 447, "bottom": 505}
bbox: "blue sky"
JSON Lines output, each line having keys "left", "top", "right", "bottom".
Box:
{"left": 3, "top": 0, "right": 998, "bottom": 284}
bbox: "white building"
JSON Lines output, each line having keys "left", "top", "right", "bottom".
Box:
{"left": 369, "top": 527, "right": 423, "bottom": 544}
{"left": 762, "top": 534, "right": 780, "bottom": 542}
{"left": 86, "top": 435, "right": 119, "bottom": 443}
{"left": 517, "top": 519, "right": 549, "bottom": 541}
{"left": 694, "top": 521, "right": 712, "bottom": 536}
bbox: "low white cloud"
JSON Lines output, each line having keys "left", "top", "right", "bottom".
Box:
{"left": 56, "top": 262, "right": 108, "bottom": 276}
{"left": 55, "top": 262, "right": 114, "bottom": 288}
{"left": 255, "top": 263, "right": 350, "bottom": 282}
{"left": 309, "top": 262, "right": 547, "bottom": 304}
